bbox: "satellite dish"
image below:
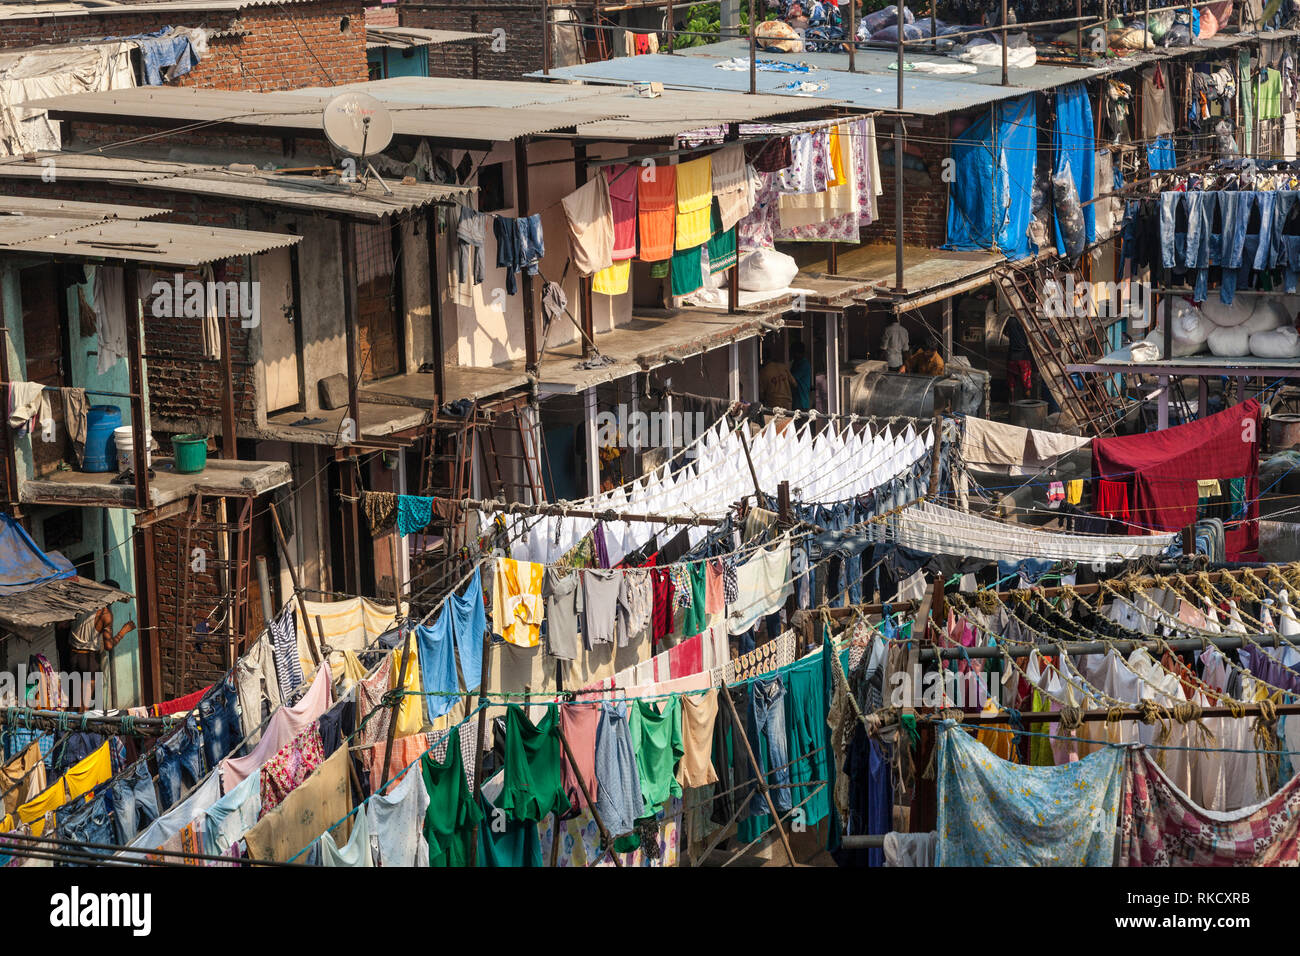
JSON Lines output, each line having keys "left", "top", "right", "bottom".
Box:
{"left": 322, "top": 92, "right": 395, "bottom": 195}
{"left": 323, "top": 91, "right": 394, "bottom": 157}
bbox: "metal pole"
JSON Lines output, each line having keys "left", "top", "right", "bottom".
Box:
{"left": 719, "top": 681, "right": 797, "bottom": 867}
{"left": 123, "top": 264, "right": 148, "bottom": 510}
{"left": 467, "top": 622, "right": 493, "bottom": 865}
{"left": 748, "top": 0, "right": 756, "bottom": 95}
{"left": 1000, "top": 0, "right": 1009, "bottom": 86}
{"left": 515, "top": 137, "right": 539, "bottom": 375}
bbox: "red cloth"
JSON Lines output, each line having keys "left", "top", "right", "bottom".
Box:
{"left": 1094, "top": 479, "right": 1131, "bottom": 523}
{"left": 603, "top": 163, "right": 638, "bottom": 261}
{"left": 634, "top": 32, "right": 653, "bottom": 55}
{"left": 1092, "top": 399, "right": 1259, "bottom": 559}
{"left": 667, "top": 633, "right": 703, "bottom": 679}
{"left": 155, "top": 685, "right": 212, "bottom": 716}
{"left": 650, "top": 568, "right": 673, "bottom": 646}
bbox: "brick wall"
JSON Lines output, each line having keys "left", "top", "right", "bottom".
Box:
{"left": 152, "top": 512, "right": 227, "bottom": 698}
{"left": 398, "top": 1, "right": 529, "bottom": 80}
{"left": 861, "top": 114, "right": 950, "bottom": 248}
{"left": 0, "top": 0, "right": 368, "bottom": 92}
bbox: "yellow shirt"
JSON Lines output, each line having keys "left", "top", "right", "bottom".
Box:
{"left": 674, "top": 156, "right": 713, "bottom": 250}
{"left": 492, "top": 558, "right": 545, "bottom": 648}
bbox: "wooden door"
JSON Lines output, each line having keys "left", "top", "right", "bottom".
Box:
{"left": 19, "top": 264, "right": 70, "bottom": 477}
{"left": 352, "top": 222, "right": 403, "bottom": 381}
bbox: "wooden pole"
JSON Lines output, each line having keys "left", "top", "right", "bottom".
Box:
{"left": 268, "top": 497, "right": 323, "bottom": 667}
{"left": 555, "top": 721, "right": 624, "bottom": 866}
{"left": 467, "top": 618, "right": 494, "bottom": 865}
{"left": 719, "top": 681, "right": 797, "bottom": 867}
{"left": 380, "top": 626, "right": 415, "bottom": 796}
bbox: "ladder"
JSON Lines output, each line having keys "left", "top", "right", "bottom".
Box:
{"left": 994, "top": 260, "right": 1123, "bottom": 437}
{"left": 176, "top": 493, "right": 254, "bottom": 697}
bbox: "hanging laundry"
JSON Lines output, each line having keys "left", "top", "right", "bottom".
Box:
{"left": 711, "top": 142, "right": 753, "bottom": 231}
{"left": 319, "top": 805, "right": 373, "bottom": 867}
{"left": 936, "top": 723, "right": 1125, "bottom": 866}
{"left": 592, "top": 259, "right": 630, "bottom": 295}
{"left": 637, "top": 164, "right": 676, "bottom": 261}
{"left": 493, "top": 214, "right": 544, "bottom": 295}
{"left": 628, "top": 696, "right": 684, "bottom": 816}
{"left": 604, "top": 162, "right": 638, "bottom": 259}
{"left": 492, "top": 557, "right": 545, "bottom": 647}
{"left": 580, "top": 567, "right": 630, "bottom": 648}
{"left": 499, "top": 704, "right": 571, "bottom": 823}
{"left": 455, "top": 204, "right": 486, "bottom": 285}
{"left": 396, "top": 494, "right": 433, "bottom": 536}
{"left": 593, "top": 701, "right": 645, "bottom": 850}
{"left": 561, "top": 174, "right": 614, "bottom": 276}
{"left": 243, "top": 747, "right": 351, "bottom": 863}
{"left": 420, "top": 727, "right": 482, "bottom": 867}
{"left": 543, "top": 567, "right": 583, "bottom": 660}
{"left": 559, "top": 700, "right": 602, "bottom": 809}
{"left": 674, "top": 155, "right": 713, "bottom": 250}
{"left": 677, "top": 689, "right": 719, "bottom": 788}
{"left": 259, "top": 724, "right": 325, "bottom": 818}
{"left": 366, "top": 757, "right": 430, "bottom": 866}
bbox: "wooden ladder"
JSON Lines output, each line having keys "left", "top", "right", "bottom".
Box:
{"left": 994, "top": 261, "right": 1122, "bottom": 437}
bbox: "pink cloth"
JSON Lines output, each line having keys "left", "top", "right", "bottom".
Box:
{"left": 559, "top": 701, "right": 602, "bottom": 808}
{"left": 258, "top": 725, "right": 324, "bottom": 817}
{"left": 219, "top": 666, "right": 332, "bottom": 791}
{"left": 604, "top": 163, "right": 638, "bottom": 260}
{"left": 368, "top": 734, "right": 429, "bottom": 793}
{"left": 704, "top": 561, "right": 725, "bottom": 615}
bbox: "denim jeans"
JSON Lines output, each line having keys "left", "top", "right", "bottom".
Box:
{"left": 1159, "top": 191, "right": 1182, "bottom": 269}
{"left": 199, "top": 680, "right": 242, "bottom": 770}
{"left": 111, "top": 760, "right": 161, "bottom": 844}
{"left": 57, "top": 788, "right": 115, "bottom": 862}
{"left": 748, "top": 676, "right": 792, "bottom": 815}
{"left": 156, "top": 716, "right": 204, "bottom": 810}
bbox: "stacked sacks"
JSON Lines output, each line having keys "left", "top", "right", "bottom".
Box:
{"left": 1143, "top": 296, "right": 1299, "bottom": 358}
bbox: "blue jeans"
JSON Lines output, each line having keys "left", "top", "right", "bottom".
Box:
{"left": 198, "top": 680, "right": 242, "bottom": 770}
{"left": 111, "top": 760, "right": 161, "bottom": 844}
{"left": 156, "top": 716, "right": 204, "bottom": 810}
{"left": 748, "top": 676, "right": 792, "bottom": 815}
{"left": 57, "top": 789, "right": 115, "bottom": 862}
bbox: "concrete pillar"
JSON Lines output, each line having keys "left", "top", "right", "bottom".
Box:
{"left": 824, "top": 312, "right": 841, "bottom": 415}
{"left": 728, "top": 341, "right": 741, "bottom": 402}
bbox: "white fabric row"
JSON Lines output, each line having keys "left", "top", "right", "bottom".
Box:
{"left": 879, "top": 500, "right": 1177, "bottom": 564}
{"left": 499, "top": 418, "right": 932, "bottom": 565}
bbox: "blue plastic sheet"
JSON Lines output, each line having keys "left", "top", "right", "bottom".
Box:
{"left": 0, "top": 512, "right": 75, "bottom": 596}
{"left": 944, "top": 94, "right": 1037, "bottom": 259}
{"left": 1052, "top": 82, "right": 1096, "bottom": 255}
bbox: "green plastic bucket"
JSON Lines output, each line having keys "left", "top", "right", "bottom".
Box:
{"left": 173, "top": 434, "right": 208, "bottom": 474}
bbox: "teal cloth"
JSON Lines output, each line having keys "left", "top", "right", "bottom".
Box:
{"left": 935, "top": 722, "right": 1124, "bottom": 866}
{"left": 397, "top": 495, "right": 433, "bottom": 536}
{"left": 1228, "top": 476, "right": 1246, "bottom": 517}
{"left": 476, "top": 790, "right": 543, "bottom": 867}
{"left": 670, "top": 244, "right": 704, "bottom": 297}
{"left": 707, "top": 204, "right": 736, "bottom": 274}
{"left": 784, "top": 649, "right": 831, "bottom": 830}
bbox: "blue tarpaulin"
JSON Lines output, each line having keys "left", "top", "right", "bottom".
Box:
{"left": 0, "top": 512, "right": 75, "bottom": 597}
{"left": 944, "top": 94, "right": 1036, "bottom": 260}
{"left": 1053, "top": 82, "right": 1096, "bottom": 255}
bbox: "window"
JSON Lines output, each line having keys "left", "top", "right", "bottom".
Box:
{"left": 477, "top": 161, "right": 508, "bottom": 212}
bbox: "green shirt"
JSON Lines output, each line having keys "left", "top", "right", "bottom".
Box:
{"left": 628, "top": 697, "right": 684, "bottom": 816}
{"left": 499, "top": 704, "right": 571, "bottom": 823}
{"left": 421, "top": 727, "right": 483, "bottom": 867}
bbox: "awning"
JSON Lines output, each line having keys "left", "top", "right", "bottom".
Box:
{"left": 0, "top": 577, "right": 131, "bottom": 630}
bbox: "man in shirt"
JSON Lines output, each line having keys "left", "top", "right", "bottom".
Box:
{"left": 1005, "top": 314, "right": 1034, "bottom": 403}
{"left": 881, "top": 318, "right": 909, "bottom": 372}
{"left": 758, "top": 344, "right": 798, "bottom": 411}
{"left": 68, "top": 582, "right": 134, "bottom": 711}
{"left": 789, "top": 340, "right": 813, "bottom": 411}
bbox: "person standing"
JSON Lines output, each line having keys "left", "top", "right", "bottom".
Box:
{"left": 759, "top": 343, "right": 799, "bottom": 411}
{"left": 790, "top": 340, "right": 813, "bottom": 411}
{"left": 1005, "top": 315, "right": 1033, "bottom": 403}
{"left": 68, "top": 582, "right": 134, "bottom": 711}
{"left": 881, "top": 318, "right": 909, "bottom": 372}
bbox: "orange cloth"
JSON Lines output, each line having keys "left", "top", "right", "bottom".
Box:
{"left": 637, "top": 165, "right": 676, "bottom": 262}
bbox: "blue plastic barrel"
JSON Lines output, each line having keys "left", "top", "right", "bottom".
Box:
{"left": 83, "top": 405, "right": 122, "bottom": 472}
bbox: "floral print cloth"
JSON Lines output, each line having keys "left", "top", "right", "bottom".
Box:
{"left": 259, "top": 724, "right": 325, "bottom": 818}
{"left": 936, "top": 722, "right": 1124, "bottom": 866}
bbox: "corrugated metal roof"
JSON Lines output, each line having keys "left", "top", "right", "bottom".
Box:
{"left": 0, "top": 153, "right": 471, "bottom": 218}
{"left": 0, "top": 215, "right": 300, "bottom": 266}
{"left": 30, "top": 85, "right": 632, "bottom": 144}
{"left": 527, "top": 29, "right": 1300, "bottom": 115}
{"left": 0, "top": 195, "right": 169, "bottom": 219}
{"left": 365, "top": 27, "right": 490, "bottom": 50}
{"left": 0, "top": 0, "right": 318, "bottom": 19}
{"left": 32, "top": 78, "right": 839, "bottom": 144}
{"left": 571, "top": 86, "right": 839, "bottom": 139}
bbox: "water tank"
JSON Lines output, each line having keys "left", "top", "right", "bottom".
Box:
{"left": 83, "top": 405, "right": 122, "bottom": 473}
